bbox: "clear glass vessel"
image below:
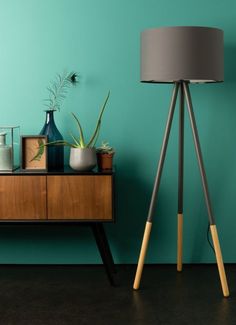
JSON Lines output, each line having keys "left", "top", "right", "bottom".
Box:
{"left": 0, "top": 126, "right": 20, "bottom": 172}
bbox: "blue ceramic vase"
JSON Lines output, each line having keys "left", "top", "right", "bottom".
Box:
{"left": 40, "top": 110, "right": 64, "bottom": 171}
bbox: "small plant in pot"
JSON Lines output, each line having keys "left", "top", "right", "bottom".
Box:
{"left": 96, "top": 141, "right": 115, "bottom": 170}
{"left": 44, "top": 91, "right": 110, "bottom": 171}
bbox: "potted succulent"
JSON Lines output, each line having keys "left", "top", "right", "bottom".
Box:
{"left": 44, "top": 91, "right": 110, "bottom": 171}
{"left": 96, "top": 141, "right": 115, "bottom": 170}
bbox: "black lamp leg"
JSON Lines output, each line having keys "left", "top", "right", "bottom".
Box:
{"left": 133, "top": 82, "right": 179, "bottom": 290}
{"left": 177, "top": 82, "right": 184, "bottom": 272}
{"left": 183, "top": 82, "right": 229, "bottom": 297}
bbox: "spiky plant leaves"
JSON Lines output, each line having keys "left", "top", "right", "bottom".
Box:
{"left": 69, "top": 132, "right": 81, "bottom": 147}
{"left": 42, "top": 91, "right": 110, "bottom": 149}
{"left": 87, "top": 91, "right": 110, "bottom": 147}
{"left": 71, "top": 112, "right": 86, "bottom": 148}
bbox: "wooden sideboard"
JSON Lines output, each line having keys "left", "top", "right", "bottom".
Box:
{"left": 0, "top": 167, "right": 116, "bottom": 284}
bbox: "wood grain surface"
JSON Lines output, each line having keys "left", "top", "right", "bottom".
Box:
{"left": 47, "top": 175, "right": 113, "bottom": 220}
{"left": 0, "top": 176, "right": 47, "bottom": 219}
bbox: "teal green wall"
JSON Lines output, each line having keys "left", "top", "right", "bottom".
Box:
{"left": 0, "top": 0, "right": 235, "bottom": 264}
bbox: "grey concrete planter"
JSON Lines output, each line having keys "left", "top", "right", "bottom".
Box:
{"left": 69, "top": 148, "right": 97, "bottom": 171}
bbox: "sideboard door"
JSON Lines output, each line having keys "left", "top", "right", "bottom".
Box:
{"left": 47, "top": 175, "right": 113, "bottom": 221}
{"left": 0, "top": 176, "right": 47, "bottom": 220}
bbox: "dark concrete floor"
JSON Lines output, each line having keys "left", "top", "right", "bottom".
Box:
{"left": 0, "top": 264, "right": 235, "bottom": 325}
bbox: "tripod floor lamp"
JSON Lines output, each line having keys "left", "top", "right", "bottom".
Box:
{"left": 133, "top": 26, "right": 229, "bottom": 297}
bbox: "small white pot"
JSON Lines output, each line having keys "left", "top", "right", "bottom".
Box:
{"left": 69, "top": 147, "right": 97, "bottom": 171}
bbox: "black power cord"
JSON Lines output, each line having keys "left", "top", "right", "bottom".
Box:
{"left": 207, "top": 223, "right": 215, "bottom": 254}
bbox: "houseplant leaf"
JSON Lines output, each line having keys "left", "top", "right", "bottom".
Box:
{"left": 71, "top": 112, "right": 86, "bottom": 148}
{"left": 87, "top": 91, "right": 110, "bottom": 147}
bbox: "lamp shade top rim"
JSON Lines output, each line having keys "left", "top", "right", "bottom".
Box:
{"left": 141, "top": 26, "right": 223, "bottom": 33}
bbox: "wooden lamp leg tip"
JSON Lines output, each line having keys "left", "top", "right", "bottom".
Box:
{"left": 133, "top": 285, "right": 139, "bottom": 291}
{"left": 177, "top": 213, "right": 183, "bottom": 272}
{"left": 133, "top": 221, "right": 152, "bottom": 291}
{"left": 210, "top": 225, "right": 230, "bottom": 298}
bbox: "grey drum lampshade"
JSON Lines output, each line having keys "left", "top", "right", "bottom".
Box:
{"left": 141, "top": 26, "right": 224, "bottom": 83}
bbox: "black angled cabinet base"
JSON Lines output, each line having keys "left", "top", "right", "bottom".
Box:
{"left": 0, "top": 167, "right": 116, "bottom": 286}
{"left": 0, "top": 221, "right": 116, "bottom": 286}
{"left": 91, "top": 223, "right": 116, "bottom": 286}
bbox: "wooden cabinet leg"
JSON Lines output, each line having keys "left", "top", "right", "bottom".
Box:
{"left": 92, "top": 223, "right": 116, "bottom": 286}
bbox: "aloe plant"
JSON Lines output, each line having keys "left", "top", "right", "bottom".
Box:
{"left": 44, "top": 71, "right": 78, "bottom": 111}
{"left": 45, "top": 91, "right": 110, "bottom": 148}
